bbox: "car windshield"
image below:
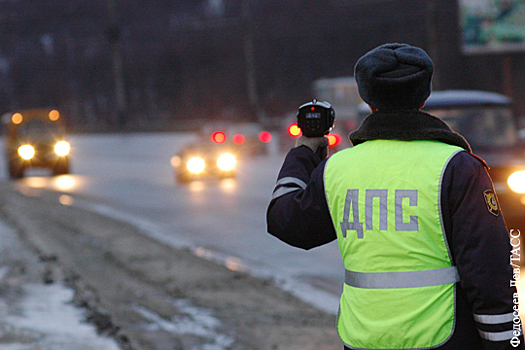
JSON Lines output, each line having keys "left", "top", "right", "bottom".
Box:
{"left": 17, "top": 119, "right": 61, "bottom": 137}
{"left": 430, "top": 106, "right": 518, "bottom": 149}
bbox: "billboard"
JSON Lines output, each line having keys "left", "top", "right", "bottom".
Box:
{"left": 460, "top": 0, "right": 525, "bottom": 54}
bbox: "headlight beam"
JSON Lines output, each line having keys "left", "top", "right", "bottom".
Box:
{"left": 217, "top": 153, "right": 237, "bottom": 172}
{"left": 186, "top": 157, "right": 206, "bottom": 174}
{"left": 508, "top": 170, "right": 525, "bottom": 194}
{"left": 18, "top": 145, "right": 35, "bottom": 160}
{"left": 54, "top": 141, "right": 71, "bottom": 156}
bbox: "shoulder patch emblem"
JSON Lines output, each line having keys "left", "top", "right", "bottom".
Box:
{"left": 483, "top": 190, "right": 500, "bottom": 217}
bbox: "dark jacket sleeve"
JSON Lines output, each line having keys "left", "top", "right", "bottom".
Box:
{"left": 442, "top": 151, "right": 524, "bottom": 350}
{"left": 266, "top": 146, "right": 337, "bottom": 250}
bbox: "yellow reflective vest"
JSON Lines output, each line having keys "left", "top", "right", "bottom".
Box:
{"left": 324, "top": 140, "right": 463, "bottom": 349}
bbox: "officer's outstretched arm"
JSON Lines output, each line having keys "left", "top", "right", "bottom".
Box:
{"left": 266, "top": 145, "right": 336, "bottom": 250}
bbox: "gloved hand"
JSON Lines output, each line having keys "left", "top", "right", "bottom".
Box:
{"left": 295, "top": 135, "right": 329, "bottom": 159}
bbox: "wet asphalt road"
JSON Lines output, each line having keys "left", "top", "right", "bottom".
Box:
{"left": 1, "top": 133, "right": 344, "bottom": 313}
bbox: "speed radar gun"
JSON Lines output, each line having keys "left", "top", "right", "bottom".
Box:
{"left": 296, "top": 99, "right": 335, "bottom": 137}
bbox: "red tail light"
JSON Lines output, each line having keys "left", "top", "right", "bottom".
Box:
{"left": 211, "top": 131, "right": 226, "bottom": 144}
{"left": 233, "top": 134, "right": 245, "bottom": 145}
{"left": 327, "top": 134, "right": 342, "bottom": 147}
{"left": 288, "top": 124, "right": 301, "bottom": 137}
{"left": 259, "top": 131, "right": 272, "bottom": 143}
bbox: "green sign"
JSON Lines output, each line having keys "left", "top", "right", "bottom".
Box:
{"left": 460, "top": 0, "right": 525, "bottom": 54}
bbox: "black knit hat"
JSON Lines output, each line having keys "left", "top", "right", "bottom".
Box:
{"left": 354, "top": 43, "right": 434, "bottom": 111}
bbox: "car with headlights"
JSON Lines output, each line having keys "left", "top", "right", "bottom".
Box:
{"left": 423, "top": 90, "right": 525, "bottom": 229}
{"left": 2, "top": 108, "right": 71, "bottom": 179}
{"left": 358, "top": 90, "right": 525, "bottom": 229}
{"left": 171, "top": 139, "right": 238, "bottom": 183}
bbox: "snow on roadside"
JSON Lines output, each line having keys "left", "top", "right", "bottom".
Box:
{"left": 132, "top": 299, "right": 235, "bottom": 350}
{"left": 0, "top": 283, "right": 121, "bottom": 350}
{"left": 0, "top": 220, "right": 121, "bottom": 350}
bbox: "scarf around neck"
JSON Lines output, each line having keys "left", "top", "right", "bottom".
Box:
{"left": 349, "top": 110, "right": 472, "bottom": 152}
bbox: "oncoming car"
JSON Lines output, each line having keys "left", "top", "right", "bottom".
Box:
{"left": 2, "top": 108, "right": 71, "bottom": 179}
{"left": 423, "top": 90, "right": 525, "bottom": 229}
{"left": 171, "top": 141, "right": 237, "bottom": 183}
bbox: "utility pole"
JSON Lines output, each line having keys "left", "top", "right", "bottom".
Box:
{"left": 241, "top": 0, "right": 264, "bottom": 123}
{"left": 106, "top": 0, "right": 127, "bottom": 128}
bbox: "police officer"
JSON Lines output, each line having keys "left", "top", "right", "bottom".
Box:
{"left": 267, "top": 43, "right": 524, "bottom": 349}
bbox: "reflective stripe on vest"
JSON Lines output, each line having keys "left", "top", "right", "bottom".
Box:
{"left": 324, "top": 140, "right": 463, "bottom": 349}
{"left": 345, "top": 266, "right": 460, "bottom": 289}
